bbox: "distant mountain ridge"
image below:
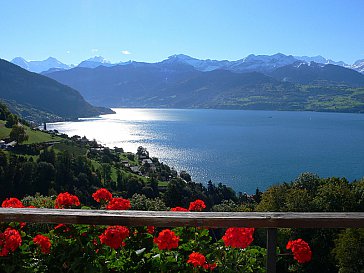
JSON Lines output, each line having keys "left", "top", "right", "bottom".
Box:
{"left": 11, "top": 57, "right": 73, "bottom": 73}
{"left": 270, "top": 61, "right": 364, "bottom": 86}
{"left": 10, "top": 53, "right": 364, "bottom": 74}
{"left": 8, "top": 53, "right": 364, "bottom": 114}
{"left": 45, "top": 57, "right": 364, "bottom": 113}
{"left": 0, "top": 59, "right": 113, "bottom": 123}
{"left": 352, "top": 59, "right": 364, "bottom": 73}
{"left": 294, "top": 55, "right": 349, "bottom": 67}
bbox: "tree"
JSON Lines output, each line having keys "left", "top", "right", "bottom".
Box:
{"left": 35, "top": 162, "right": 56, "bottom": 195}
{"left": 5, "top": 114, "right": 18, "bottom": 128}
{"left": 38, "top": 148, "right": 56, "bottom": 164}
{"left": 0, "top": 102, "right": 11, "bottom": 120}
{"left": 313, "top": 177, "right": 356, "bottom": 212}
{"left": 136, "top": 146, "right": 149, "bottom": 158}
{"left": 9, "top": 125, "right": 28, "bottom": 144}
{"left": 333, "top": 228, "right": 364, "bottom": 273}
{"left": 180, "top": 170, "right": 192, "bottom": 182}
{"left": 125, "top": 177, "right": 144, "bottom": 197}
{"left": 163, "top": 178, "right": 192, "bottom": 207}
{"left": 101, "top": 163, "right": 111, "bottom": 183}
{"left": 256, "top": 184, "right": 290, "bottom": 212}
{"left": 352, "top": 179, "right": 364, "bottom": 211}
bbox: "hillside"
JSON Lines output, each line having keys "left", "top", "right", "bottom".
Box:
{"left": 0, "top": 59, "right": 113, "bottom": 123}
{"left": 46, "top": 61, "right": 364, "bottom": 113}
{"left": 270, "top": 62, "right": 364, "bottom": 86}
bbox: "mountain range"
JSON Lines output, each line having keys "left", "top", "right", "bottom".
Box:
{"left": 0, "top": 59, "right": 113, "bottom": 123}
{"left": 43, "top": 57, "right": 364, "bottom": 113}
{"left": 10, "top": 54, "right": 364, "bottom": 74}
{"left": 5, "top": 53, "right": 364, "bottom": 115}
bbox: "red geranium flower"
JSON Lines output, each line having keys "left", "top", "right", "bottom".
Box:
{"left": 99, "top": 225, "right": 130, "bottom": 249}
{"left": 0, "top": 228, "right": 22, "bottom": 256}
{"left": 286, "top": 239, "right": 312, "bottom": 263}
{"left": 147, "top": 226, "right": 155, "bottom": 234}
{"left": 187, "top": 252, "right": 206, "bottom": 267}
{"left": 154, "top": 229, "right": 179, "bottom": 250}
{"left": 188, "top": 199, "right": 206, "bottom": 211}
{"left": 222, "top": 227, "right": 255, "bottom": 249}
{"left": 33, "top": 234, "right": 51, "bottom": 254}
{"left": 204, "top": 263, "right": 217, "bottom": 270}
{"left": 54, "top": 224, "right": 71, "bottom": 233}
{"left": 54, "top": 192, "right": 80, "bottom": 209}
{"left": 187, "top": 252, "right": 217, "bottom": 270}
{"left": 92, "top": 188, "right": 113, "bottom": 203}
{"left": 170, "top": 206, "right": 188, "bottom": 212}
{"left": 106, "top": 197, "right": 131, "bottom": 210}
{"left": 1, "top": 198, "right": 24, "bottom": 208}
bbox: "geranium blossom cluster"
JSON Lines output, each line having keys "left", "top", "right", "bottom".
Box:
{"left": 33, "top": 234, "right": 51, "bottom": 254}
{"left": 54, "top": 224, "right": 71, "bottom": 233}
{"left": 147, "top": 226, "right": 155, "bottom": 234}
{"left": 286, "top": 238, "right": 312, "bottom": 263}
{"left": 0, "top": 228, "right": 22, "bottom": 256}
{"left": 154, "top": 229, "right": 180, "bottom": 250}
{"left": 99, "top": 225, "right": 130, "bottom": 249}
{"left": 222, "top": 227, "right": 255, "bottom": 249}
{"left": 187, "top": 252, "right": 217, "bottom": 270}
{"left": 170, "top": 199, "right": 206, "bottom": 212}
{"left": 106, "top": 197, "right": 131, "bottom": 210}
{"left": 92, "top": 188, "right": 113, "bottom": 203}
{"left": 92, "top": 188, "right": 131, "bottom": 210}
{"left": 54, "top": 192, "right": 80, "bottom": 209}
{"left": 170, "top": 206, "right": 189, "bottom": 211}
{"left": 189, "top": 199, "right": 206, "bottom": 211}
{"left": 2, "top": 197, "right": 24, "bottom": 208}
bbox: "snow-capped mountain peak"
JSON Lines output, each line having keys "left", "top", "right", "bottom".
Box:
{"left": 11, "top": 57, "right": 29, "bottom": 70}
{"left": 295, "top": 55, "right": 349, "bottom": 67}
{"left": 353, "top": 59, "right": 364, "bottom": 65}
{"left": 162, "top": 54, "right": 229, "bottom": 71}
{"left": 11, "top": 57, "right": 71, "bottom": 73}
{"left": 229, "top": 53, "right": 298, "bottom": 72}
{"left": 352, "top": 59, "right": 364, "bottom": 73}
{"left": 77, "top": 56, "right": 114, "bottom": 68}
{"left": 85, "top": 56, "right": 111, "bottom": 64}
{"left": 167, "top": 54, "right": 195, "bottom": 62}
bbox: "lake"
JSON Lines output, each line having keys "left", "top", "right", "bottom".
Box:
{"left": 47, "top": 108, "right": 364, "bottom": 193}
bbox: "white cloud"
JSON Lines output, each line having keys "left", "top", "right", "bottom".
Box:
{"left": 121, "top": 50, "right": 131, "bottom": 55}
{"left": 66, "top": 50, "right": 70, "bottom": 54}
{"left": 91, "top": 49, "right": 99, "bottom": 53}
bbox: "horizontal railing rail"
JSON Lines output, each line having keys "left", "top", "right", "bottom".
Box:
{"left": 1, "top": 209, "right": 363, "bottom": 273}
{"left": 0, "top": 209, "right": 363, "bottom": 228}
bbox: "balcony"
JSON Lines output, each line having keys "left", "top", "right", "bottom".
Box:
{"left": 1, "top": 209, "right": 363, "bottom": 273}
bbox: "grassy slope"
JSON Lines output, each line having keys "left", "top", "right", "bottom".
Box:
{"left": 0, "top": 121, "right": 11, "bottom": 139}
{"left": 0, "top": 120, "right": 63, "bottom": 144}
{"left": 24, "top": 128, "right": 63, "bottom": 144}
{"left": 53, "top": 142, "right": 87, "bottom": 156}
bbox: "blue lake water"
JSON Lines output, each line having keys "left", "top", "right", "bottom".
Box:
{"left": 48, "top": 108, "right": 364, "bottom": 193}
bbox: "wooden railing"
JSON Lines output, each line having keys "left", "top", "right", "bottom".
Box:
{"left": 1, "top": 209, "right": 364, "bottom": 273}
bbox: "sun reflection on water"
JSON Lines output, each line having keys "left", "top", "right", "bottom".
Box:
{"left": 47, "top": 108, "right": 190, "bottom": 164}
{"left": 47, "top": 108, "right": 364, "bottom": 193}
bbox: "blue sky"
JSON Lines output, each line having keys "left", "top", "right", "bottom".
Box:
{"left": 1, "top": 0, "right": 363, "bottom": 65}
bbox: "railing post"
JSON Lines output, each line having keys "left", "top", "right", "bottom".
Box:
{"left": 266, "top": 228, "right": 277, "bottom": 273}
